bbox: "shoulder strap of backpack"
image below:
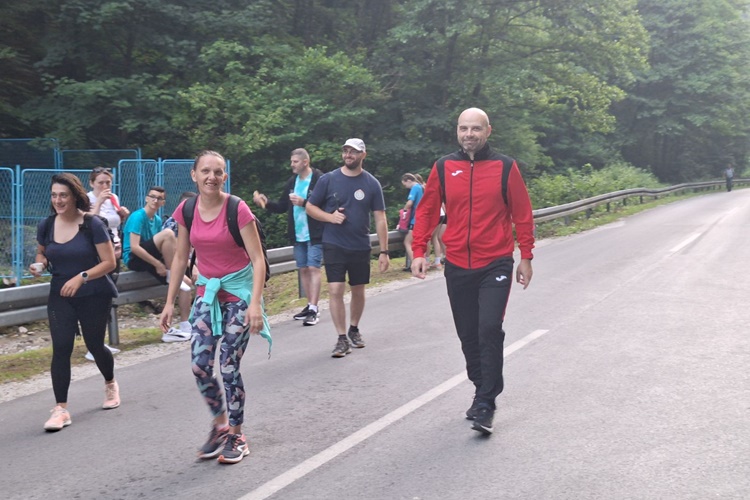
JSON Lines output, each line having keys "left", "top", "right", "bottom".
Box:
{"left": 226, "top": 195, "right": 244, "bottom": 249}
{"left": 501, "top": 157, "right": 511, "bottom": 207}
{"left": 437, "top": 157, "right": 447, "bottom": 204}
{"left": 41, "top": 215, "right": 55, "bottom": 247}
{"left": 438, "top": 156, "right": 511, "bottom": 206}
{"left": 81, "top": 213, "right": 93, "bottom": 233}
{"left": 182, "top": 195, "right": 197, "bottom": 235}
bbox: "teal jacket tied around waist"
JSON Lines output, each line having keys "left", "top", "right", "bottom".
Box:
{"left": 192, "top": 263, "right": 271, "bottom": 352}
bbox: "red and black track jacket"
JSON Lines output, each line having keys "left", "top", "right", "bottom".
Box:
{"left": 412, "top": 145, "right": 535, "bottom": 269}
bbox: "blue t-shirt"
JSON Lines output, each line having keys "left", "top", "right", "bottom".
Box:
{"left": 293, "top": 174, "right": 312, "bottom": 242}
{"left": 122, "top": 208, "right": 163, "bottom": 264}
{"left": 37, "top": 215, "right": 116, "bottom": 298}
{"left": 407, "top": 183, "right": 424, "bottom": 224}
{"left": 307, "top": 168, "right": 386, "bottom": 251}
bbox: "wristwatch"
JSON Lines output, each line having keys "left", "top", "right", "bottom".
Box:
{"left": 379, "top": 251, "right": 390, "bottom": 256}
{"left": 80, "top": 272, "right": 89, "bottom": 284}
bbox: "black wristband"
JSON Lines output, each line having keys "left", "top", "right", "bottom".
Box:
{"left": 380, "top": 251, "right": 390, "bottom": 256}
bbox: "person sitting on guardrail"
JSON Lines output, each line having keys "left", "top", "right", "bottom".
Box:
{"left": 252, "top": 148, "right": 324, "bottom": 326}
{"left": 122, "top": 185, "right": 193, "bottom": 339}
{"left": 31, "top": 173, "right": 121, "bottom": 432}
{"left": 160, "top": 191, "right": 199, "bottom": 342}
{"left": 159, "top": 150, "right": 270, "bottom": 465}
{"left": 84, "top": 166, "right": 130, "bottom": 360}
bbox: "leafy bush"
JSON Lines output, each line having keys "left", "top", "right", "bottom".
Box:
{"left": 528, "top": 162, "right": 662, "bottom": 209}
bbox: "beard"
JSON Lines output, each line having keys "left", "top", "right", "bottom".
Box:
{"left": 344, "top": 160, "right": 362, "bottom": 171}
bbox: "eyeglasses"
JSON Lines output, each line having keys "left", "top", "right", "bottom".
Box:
{"left": 92, "top": 167, "right": 111, "bottom": 173}
{"left": 146, "top": 194, "right": 165, "bottom": 201}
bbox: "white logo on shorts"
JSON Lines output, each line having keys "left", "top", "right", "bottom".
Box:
{"left": 354, "top": 189, "right": 365, "bottom": 201}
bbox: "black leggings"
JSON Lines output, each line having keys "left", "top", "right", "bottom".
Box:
{"left": 48, "top": 293, "right": 114, "bottom": 403}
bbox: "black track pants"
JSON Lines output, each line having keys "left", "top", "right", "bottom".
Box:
{"left": 444, "top": 257, "right": 514, "bottom": 406}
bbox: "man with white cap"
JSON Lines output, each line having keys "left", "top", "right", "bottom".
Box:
{"left": 306, "top": 138, "right": 390, "bottom": 357}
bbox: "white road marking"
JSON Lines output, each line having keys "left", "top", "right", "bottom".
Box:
{"left": 238, "top": 329, "right": 551, "bottom": 500}
{"left": 669, "top": 233, "right": 702, "bottom": 254}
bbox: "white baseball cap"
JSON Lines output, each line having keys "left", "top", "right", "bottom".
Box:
{"left": 343, "top": 138, "right": 366, "bottom": 152}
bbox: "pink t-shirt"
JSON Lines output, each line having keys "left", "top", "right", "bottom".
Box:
{"left": 173, "top": 195, "right": 256, "bottom": 302}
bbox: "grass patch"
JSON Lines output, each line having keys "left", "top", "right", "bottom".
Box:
{"left": 0, "top": 328, "right": 163, "bottom": 385}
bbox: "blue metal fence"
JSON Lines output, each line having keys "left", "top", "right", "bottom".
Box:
{"left": 60, "top": 149, "right": 141, "bottom": 170}
{"left": 0, "top": 167, "right": 16, "bottom": 284}
{"left": 0, "top": 138, "right": 60, "bottom": 169}
{"left": 1, "top": 158, "right": 232, "bottom": 285}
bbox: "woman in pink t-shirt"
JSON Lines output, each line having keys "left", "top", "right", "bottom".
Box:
{"left": 160, "top": 150, "right": 268, "bottom": 465}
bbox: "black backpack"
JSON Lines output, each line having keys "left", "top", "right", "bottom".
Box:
{"left": 182, "top": 194, "right": 271, "bottom": 284}
{"left": 41, "top": 213, "right": 121, "bottom": 283}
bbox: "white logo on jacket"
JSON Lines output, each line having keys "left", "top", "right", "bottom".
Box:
{"left": 451, "top": 170, "right": 463, "bottom": 176}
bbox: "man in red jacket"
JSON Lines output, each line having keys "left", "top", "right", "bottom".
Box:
{"left": 411, "top": 107, "right": 535, "bottom": 435}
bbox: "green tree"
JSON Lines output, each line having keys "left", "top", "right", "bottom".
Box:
{"left": 172, "top": 39, "right": 385, "bottom": 192}
{"left": 370, "top": 0, "right": 648, "bottom": 173}
{"left": 615, "top": 0, "right": 750, "bottom": 182}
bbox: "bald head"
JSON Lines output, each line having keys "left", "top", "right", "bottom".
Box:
{"left": 457, "top": 108, "right": 492, "bottom": 158}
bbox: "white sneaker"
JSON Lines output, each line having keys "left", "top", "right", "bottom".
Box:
{"left": 162, "top": 327, "right": 191, "bottom": 343}
{"left": 85, "top": 344, "right": 121, "bottom": 361}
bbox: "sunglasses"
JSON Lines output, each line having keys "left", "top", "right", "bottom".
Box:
{"left": 92, "top": 167, "right": 112, "bottom": 173}
{"left": 146, "top": 194, "right": 166, "bottom": 201}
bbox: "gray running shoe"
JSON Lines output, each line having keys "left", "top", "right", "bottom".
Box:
{"left": 348, "top": 327, "right": 365, "bottom": 348}
{"left": 198, "top": 426, "right": 229, "bottom": 459}
{"left": 218, "top": 433, "right": 249, "bottom": 464}
{"left": 331, "top": 337, "right": 352, "bottom": 358}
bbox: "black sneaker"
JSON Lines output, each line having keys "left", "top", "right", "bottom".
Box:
{"left": 471, "top": 406, "right": 494, "bottom": 435}
{"left": 331, "top": 337, "right": 352, "bottom": 358}
{"left": 348, "top": 327, "right": 365, "bottom": 348}
{"left": 197, "top": 426, "right": 229, "bottom": 459}
{"left": 293, "top": 305, "right": 310, "bottom": 320}
{"left": 302, "top": 309, "right": 319, "bottom": 326}
{"left": 217, "top": 433, "right": 250, "bottom": 464}
{"left": 465, "top": 397, "right": 481, "bottom": 420}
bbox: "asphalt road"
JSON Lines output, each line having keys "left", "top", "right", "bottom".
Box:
{"left": 1, "top": 189, "right": 749, "bottom": 500}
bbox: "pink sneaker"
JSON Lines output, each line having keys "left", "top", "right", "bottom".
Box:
{"left": 44, "top": 406, "right": 72, "bottom": 431}
{"left": 103, "top": 381, "right": 120, "bottom": 409}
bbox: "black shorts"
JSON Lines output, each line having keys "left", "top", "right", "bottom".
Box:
{"left": 323, "top": 244, "right": 371, "bottom": 286}
{"left": 127, "top": 239, "right": 166, "bottom": 283}
{"left": 439, "top": 215, "right": 447, "bottom": 225}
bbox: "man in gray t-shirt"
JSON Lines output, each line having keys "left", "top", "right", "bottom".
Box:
{"left": 306, "top": 138, "right": 390, "bottom": 358}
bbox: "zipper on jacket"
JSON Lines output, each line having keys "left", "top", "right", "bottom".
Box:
{"left": 467, "top": 160, "right": 474, "bottom": 268}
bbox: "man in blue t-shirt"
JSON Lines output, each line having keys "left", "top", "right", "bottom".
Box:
{"left": 306, "top": 138, "right": 390, "bottom": 358}
{"left": 253, "top": 149, "right": 324, "bottom": 327}
{"left": 123, "top": 186, "right": 192, "bottom": 340}
{"left": 400, "top": 173, "right": 424, "bottom": 271}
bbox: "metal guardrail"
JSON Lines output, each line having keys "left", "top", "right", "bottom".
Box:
{"left": 0, "top": 178, "right": 742, "bottom": 340}
{"left": 531, "top": 179, "right": 745, "bottom": 223}
{"left": 0, "top": 231, "right": 404, "bottom": 342}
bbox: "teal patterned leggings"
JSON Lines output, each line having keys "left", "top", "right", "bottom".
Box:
{"left": 190, "top": 296, "right": 250, "bottom": 427}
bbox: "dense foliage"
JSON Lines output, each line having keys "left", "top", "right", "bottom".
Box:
{"left": 2, "top": 0, "right": 749, "bottom": 231}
